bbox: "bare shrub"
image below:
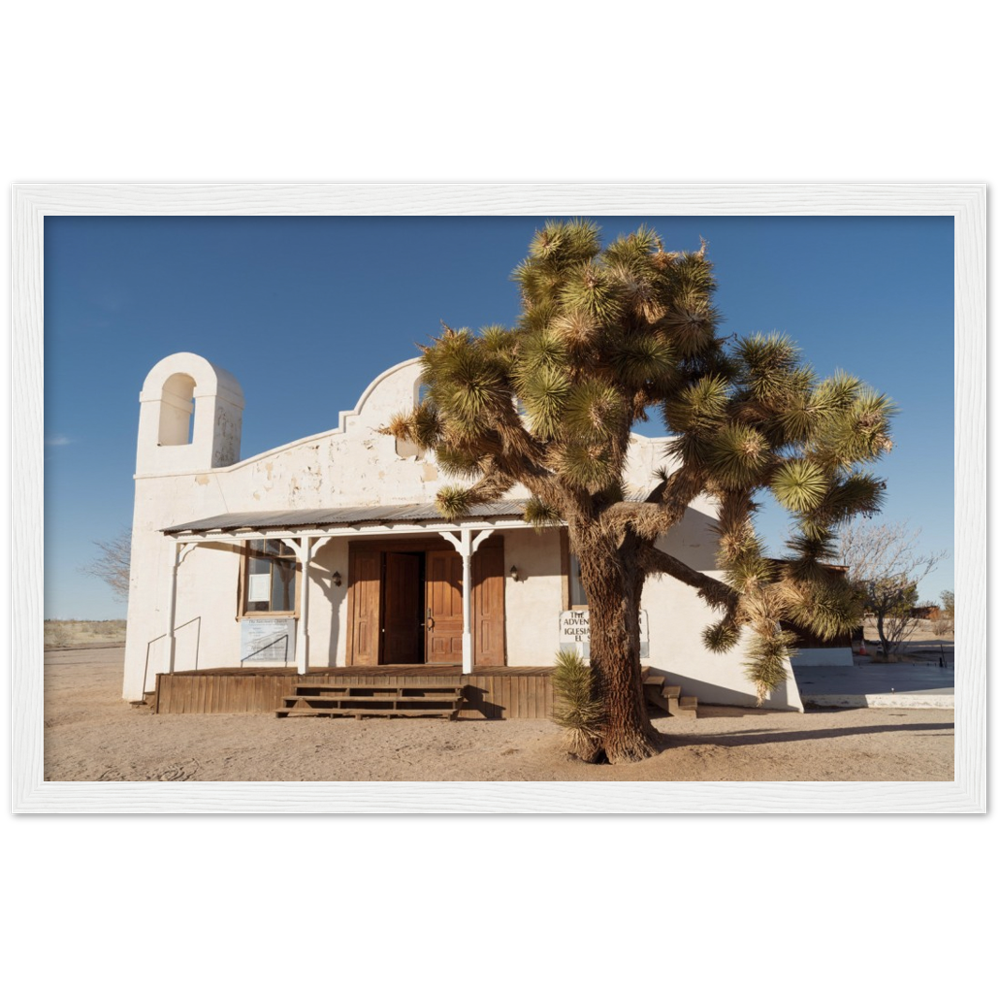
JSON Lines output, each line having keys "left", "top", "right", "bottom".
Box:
{"left": 838, "top": 521, "right": 946, "bottom": 658}
{"left": 82, "top": 529, "right": 131, "bottom": 602}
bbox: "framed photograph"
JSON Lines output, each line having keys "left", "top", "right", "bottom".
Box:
{"left": 11, "top": 182, "right": 986, "bottom": 815}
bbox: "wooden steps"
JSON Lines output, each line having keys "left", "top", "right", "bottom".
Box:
{"left": 276, "top": 682, "right": 466, "bottom": 720}
{"left": 642, "top": 670, "right": 698, "bottom": 719}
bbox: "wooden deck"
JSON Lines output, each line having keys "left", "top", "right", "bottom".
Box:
{"left": 153, "top": 666, "right": 555, "bottom": 720}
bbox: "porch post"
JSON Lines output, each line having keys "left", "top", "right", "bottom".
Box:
{"left": 295, "top": 536, "right": 313, "bottom": 675}
{"left": 460, "top": 528, "right": 473, "bottom": 674}
{"left": 163, "top": 541, "right": 196, "bottom": 675}
{"left": 164, "top": 541, "right": 181, "bottom": 676}
{"left": 440, "top": 527, "right": 494, "bottom": 675}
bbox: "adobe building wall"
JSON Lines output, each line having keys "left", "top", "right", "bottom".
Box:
{"left": 123, "top": 352, "right": 802, "bottom": 711}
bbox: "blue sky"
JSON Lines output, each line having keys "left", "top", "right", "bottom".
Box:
{"left": 43, "top": 215, "right": 955, "bottom": 619}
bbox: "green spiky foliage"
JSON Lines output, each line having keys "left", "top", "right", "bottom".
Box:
{"left": 523, "top": 496, "right": 562, "bottom": 531}
{"left": 384, "top": 220, "right": 894, "bottom": 756}
{"left": 551, "top": 649, "right": 605, "bottom": 762}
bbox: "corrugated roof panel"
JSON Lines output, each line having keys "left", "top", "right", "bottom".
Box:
{"left": 163, "top": 500, "right": 531, "bottom": 534}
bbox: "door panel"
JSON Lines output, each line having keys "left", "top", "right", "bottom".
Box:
{"left": 382, "top": 552, "right": 423, "bottom": 664}
{"left": 425, "top": 549, "right": 464, "bottom": 663}
{"left": 350, "top": 539, "right": 506, "bottom": 668}
{"left": 348, "top": 548, "right": 381, "bottom": 666}
{"left": 473, "top": 542, "right": 506, "bottom": 666}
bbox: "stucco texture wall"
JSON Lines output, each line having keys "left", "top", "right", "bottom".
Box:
{"left": 123, "top": 354, "right": 801, "bottom": 711}
{"left": 503, "top": 529, "right": 564, "bottom": 667}
{"left": 648, "top": 504, "right": 802, "bottom": 710}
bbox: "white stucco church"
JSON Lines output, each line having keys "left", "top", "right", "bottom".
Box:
{"left": 123, "top": 351, "right": 804, "bottom": 713}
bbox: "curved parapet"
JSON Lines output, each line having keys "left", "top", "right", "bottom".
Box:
{"left": 205, "top": 356, "right": 425, "bottom": 473}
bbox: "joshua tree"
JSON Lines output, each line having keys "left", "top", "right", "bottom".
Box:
{"left": 386, "top": 221, "right": 892, "bottom": 763}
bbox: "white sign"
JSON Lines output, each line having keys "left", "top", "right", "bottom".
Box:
{"left": 559, "top": 609, "right": 649, "bottom": 658}
{"left": 240, "top": 617, "right": 296, "bottom": 664}
{"left": 247, "top": 573, "right": 271, "bottom": 603}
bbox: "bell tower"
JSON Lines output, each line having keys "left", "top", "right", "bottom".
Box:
{"left": 135, "top": 352, "right": 244, "bottom": 475}
{"left": 124, "top": 352, "right": 246, "bottom": 703}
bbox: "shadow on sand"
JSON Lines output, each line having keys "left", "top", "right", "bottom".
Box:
{"left": 648, "top": 714, "right": 953, "bottom": 754}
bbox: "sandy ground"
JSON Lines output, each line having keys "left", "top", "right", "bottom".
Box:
{"left": 44, "top": 643, "right": 954, "bottom": 782}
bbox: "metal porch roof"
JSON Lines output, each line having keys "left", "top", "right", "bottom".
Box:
{"left": 163, "top": 501, "right": 532, "bottom": 535}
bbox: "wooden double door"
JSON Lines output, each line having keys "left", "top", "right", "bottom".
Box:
{"left": 348, "top": 539, "right": 505, "bottom": 667}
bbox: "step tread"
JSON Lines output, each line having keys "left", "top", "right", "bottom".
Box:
{"left": 294, "top": 683, "right": 465, "bottom": 690}
{"left": 290, "top": 688, "right": 463, "bottom": 695}
{"left": 644, "top": 685, "right": 698, "bottom": 719}
{"left": 290, "top": 695, "right": 465, "bottom": 701}
{"left": 277, "top": 708, "right": 458, "bottom": 719}
{"left": 281, "top": 692, "right": 463, "bottom": 705}
{"left": 277, "top": 701, "right": 463, "bottom": 715}
{"left": 295, "top": 681, "right": 465, "bottom": 691}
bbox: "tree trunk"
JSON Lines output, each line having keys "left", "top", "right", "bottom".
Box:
{"left": 875, "top": 612, "right": 891, "bottom": 657}
{"left": 572, "top": 528, "right": 658, "bottom": 764}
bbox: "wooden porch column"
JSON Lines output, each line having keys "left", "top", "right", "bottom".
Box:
{"left": 283, "top": 536, "right": 314, "bottom": 675}
{"left": 297, "top": 536, "right": 313, "bottom": 674}
{"left": 439, "top": 527, "right": 494, "bottom": 674}
{"left": 285, "top": 535, "right": 333, "bottom": 674}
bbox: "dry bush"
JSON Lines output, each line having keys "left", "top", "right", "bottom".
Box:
{"left": 83, "top": 529, "right": 131, "bottom": 602}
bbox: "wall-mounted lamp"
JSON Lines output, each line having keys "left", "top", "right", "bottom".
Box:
{"left": 332, "top": 571, "right": 343, "bottom": 587}
{"left": 510, "top": 565, "right": 519, "bottom": 582}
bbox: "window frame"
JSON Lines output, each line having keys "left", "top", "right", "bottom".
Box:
{"left": 560, "top": 529, "right": 589, "bottom": 611}
{"left": 568, "top": 552, "right": 588, "bottom": 610}
{"left": 239, "top": 539, "right": 301, "bottom": 619}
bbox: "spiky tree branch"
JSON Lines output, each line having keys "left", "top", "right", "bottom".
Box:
{"left": 638, "top": 546, "right": 739, "bottom": 613}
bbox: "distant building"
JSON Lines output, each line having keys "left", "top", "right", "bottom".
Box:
{"left": 123, "top": 353, "right": 804, "bottom": 712}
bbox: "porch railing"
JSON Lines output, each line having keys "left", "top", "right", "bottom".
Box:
{"left": 240, "top": 634, "right": 290, "bottom": 668}
{"left": 143, "top": 616, "right": 202, "bottom": 694}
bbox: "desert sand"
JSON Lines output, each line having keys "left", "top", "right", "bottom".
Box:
{"left": 43, "top": 636, "right": 954, "bottom": 783}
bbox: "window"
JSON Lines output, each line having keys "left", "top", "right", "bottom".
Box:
{"left": 569, "top": 553, "right": 588, "bottom": 608}
{"left": 560, "top": 530, "right": 589, "bottom": 610}
{"left": 242, "top": 540, "right": 297, "bottom": 615}
{"left": 395, "top": 381, "right": 430, "bottom": 459}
